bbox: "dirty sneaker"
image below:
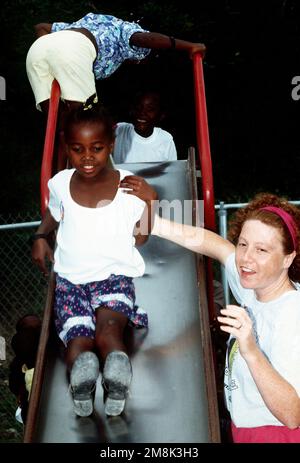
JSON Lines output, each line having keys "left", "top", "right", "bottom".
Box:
{"left": 70, "top": 351, "right": 99, "bottom": 417}
{"left": 103, "top": 351, "right": 132, "bottom": 416}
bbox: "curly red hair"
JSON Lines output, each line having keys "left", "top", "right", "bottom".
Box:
{"left": 227, "top": 193, "right": 300, "bottom": 282}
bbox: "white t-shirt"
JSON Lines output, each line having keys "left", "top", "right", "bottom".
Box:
{"left": 224, "top": 252, "right": 300, "bottom": 428}
{"left": 113, "top": 122, "right": 177, "bottom": 163}
{"left": 48, "top": 168, "right": 146, "bottom": 284}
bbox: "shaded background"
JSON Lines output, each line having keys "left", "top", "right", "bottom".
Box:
{"left": 1, "top": 0, "right": 300, "bottom": 215}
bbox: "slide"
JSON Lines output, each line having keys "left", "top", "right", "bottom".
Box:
{"left": 24, "top": 157, "right": 220, "bottom": 443}
{"left": 24, "top": 53, "right": 220, "bottom": 443}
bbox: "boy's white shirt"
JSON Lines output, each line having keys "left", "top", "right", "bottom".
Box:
{"left": 113, "top": 122, "right": 177, "bottom": 163}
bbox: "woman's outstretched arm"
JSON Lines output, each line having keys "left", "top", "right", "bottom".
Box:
{"left": 152, "top": 215, "right": 234, "bottom": 265}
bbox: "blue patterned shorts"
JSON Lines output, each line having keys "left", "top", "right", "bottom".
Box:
{"left": 54, "top": 274, "right": 148, "bottom": 345}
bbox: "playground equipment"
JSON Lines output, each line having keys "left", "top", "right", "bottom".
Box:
{"left": 24, "top": 53, "right": 221, "bottom": 443}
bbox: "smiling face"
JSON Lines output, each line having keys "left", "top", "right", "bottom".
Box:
{"left": 235, "top": 219, "right": 295, "bottom": 297}
{"left": 132, "top": 92, "right": 162, "bottom": 137}
{"left": 66, "top": 121, "right": 114, "bottom": 178}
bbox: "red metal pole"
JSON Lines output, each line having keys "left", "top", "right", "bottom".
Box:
{"left": 40, "top": 80, "right": 60, "bottom": 217}
{"left": 193, "top": 53, "right": 216, "bottom": 325}
{"left": 193, "top": 53, "right": 216, "bottom": 231}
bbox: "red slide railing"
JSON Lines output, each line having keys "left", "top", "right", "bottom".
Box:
{"left": 193, "top": 53, "right": 216, "bottom": 325}
{"left": 40, "top": 80, "right": 61, "bottom": 216}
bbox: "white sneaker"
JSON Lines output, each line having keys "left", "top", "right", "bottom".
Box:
{"left": 103, "top": 351, "right": 132, "bottom": 416}
{"left": 70, "top": 351, "right": 99, "bottom": 417}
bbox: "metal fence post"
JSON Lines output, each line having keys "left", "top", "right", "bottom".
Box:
{"left": 218, "top": 202, "right": 230, "bottom": 305}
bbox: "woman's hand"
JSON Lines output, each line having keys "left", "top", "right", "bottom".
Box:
{"left": 119, "top": 176, "right": 158, "bottom": 203}
{"left": 31, "top": 239, "right": 54, "bottom": 276}
{"left": 217, "top": 304, "right": 258, "bottom": 360}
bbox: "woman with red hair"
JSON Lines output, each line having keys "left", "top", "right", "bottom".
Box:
{"left": 152, "top": 193, "right": 300, "bottom": 443}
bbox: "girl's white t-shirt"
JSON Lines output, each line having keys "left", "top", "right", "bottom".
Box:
{"left": 224, "top": 252, "right": 300, "bottom": 428}
{"left": 48, "top": 168, "right": 146, "bottom": 284}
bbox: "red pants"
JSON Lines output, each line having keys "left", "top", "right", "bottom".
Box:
{"left": 232, "top": 422, "right": 300, "bottom": 443}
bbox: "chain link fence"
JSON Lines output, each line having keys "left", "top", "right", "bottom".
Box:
{"left": 0, "top": 212, "right": 48, "bottom": 443}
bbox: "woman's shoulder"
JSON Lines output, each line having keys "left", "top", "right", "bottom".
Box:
{"left": 224, "top": 251, "right": 253, "bottom": 304}
{"left": 225, "top": 251, "right": 236, "bottom": 270}
{"left": 281, "top": 289, "right": 300, "bottom": 304}
{"left": 225, "top": 251, "right": 239, "bottom": 286}
{"left": 271, "top": 290, "right": 300, "bottom": 320}
{"left": 270, "top": 290, "right": 300, "bottom": 334}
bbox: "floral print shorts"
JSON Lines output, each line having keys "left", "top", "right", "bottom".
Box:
{"left": 54, "top": 274, "right": 148, "bottom": 345}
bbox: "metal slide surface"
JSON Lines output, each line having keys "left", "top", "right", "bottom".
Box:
{"left": 33, "top": 160, "right": 216, "bottom": 443}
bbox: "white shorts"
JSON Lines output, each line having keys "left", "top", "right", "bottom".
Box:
{"left": 26, "top": 30, "right": 97, "bottom": 110}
